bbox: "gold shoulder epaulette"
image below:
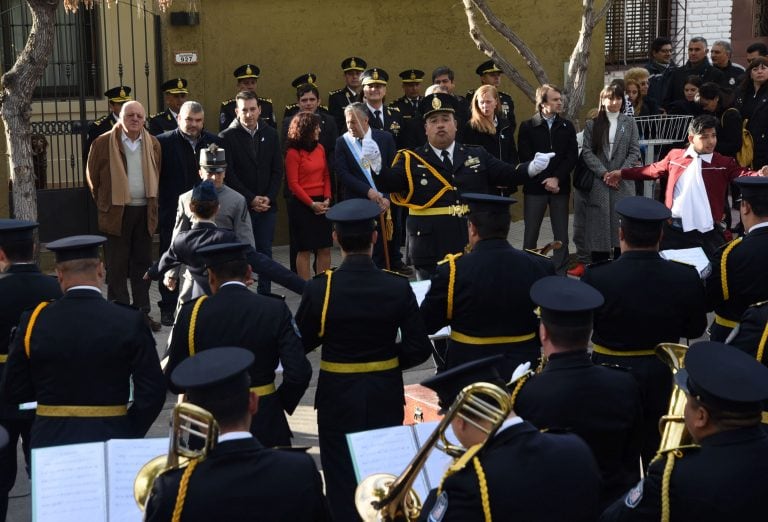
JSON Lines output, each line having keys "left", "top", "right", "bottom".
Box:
{"left": 329, "top": 88, "right": 343, "bottom": 95}
{"left": 258, "top": 97, "right": 273, "bottom": 104}
{"left": 524, "top": 249, "right": 550, "bottom": 259}
{"left": 94, "top": 115, "right": 108, "bottom": 124}
{"left": 390, "top": 106, "right": 400, "bottom": 113}
{"left": 285, "top": 103, "right": 298, "bottom": 110}
{"left": 382, "top": 269, "right": 408, "bottom": 278}
{"left": 320, "top": 104, "right": 329, "bottom": 111}
{"left": 221, "top": 98, "right": 234, "bottom": 106}
{"left": 438, "top": 252, "right": 463, "bottom": 265}
{"left": 149, "top": 112, "right": 163, "bottom": 119}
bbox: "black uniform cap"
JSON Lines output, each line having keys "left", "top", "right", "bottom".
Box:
{"left": 675, "top": 341, "right": 768, "bottom": 412}
{"left": 161, "top": 78, "right": 188, "bottom": 94}
{"left": 46, "top": 235, "right": 106, "bottom": 263}
{"left": 476, "top": 60, "right": 503, "bottom": 76}
{"left": 292, "top": 73, "right": 318, "bottom": 88}
{"left": 104, "top": 86, "right": 132, "bottom": 103}
{"left": 420, "top": 93, "right": 457, "bottom": 119}
{"left": 421, "top": 356, "right": 506, "bottom": 412}
{"left": 192, "top": 180, "right": 218, "bottom": 202}
{"left": 234, "top": 64, "right": 260, "bottom": 80}
{"left": 462, "top": 193, "right": 516, "bottom": 213}
{"left": 341, "top": 57, "right": 367, "bottom": 72}
{"left": 530, "top": 276, "right": 604, "bottom": 327}
{"left": 200, "top": 144, "right": 227, "bottom": 173}
{"left": 733, "top": 177, "right": 768, "bottom": 201}
{"left": 196, "top": 242, "right": 249, "bottom": 268}
{"left": 0, "top": 219, "right": 37, "bottom": 245}
{"left": 325, "top": 198, "right": 380, "bottom": 234}
{"left": 616, "top": 196, "right": 671, "bottom": 222}
{"left": 171, "top": 347, "right": 254, "bottom": 398}
{"left": 361, "top": 68, "right": 389, "bottom": 86}
{"left": 399, "top": 69, "right": 425, "bottom": 83}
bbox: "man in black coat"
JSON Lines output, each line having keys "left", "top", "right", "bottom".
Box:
{"left": 514, "top": 276, "right": 644, "bottom": 509}
{"left": 601, "top": 341, "right": 768, "bottom": 521}
{"left": 377, "top": 92, "right": 553, "bottom": 278}
{"left": 147, "top": 78, "right": 188, "bottom": 135}
{"left": 145, "top": 348, "right": 330, "bottom": 522}
{"left": 164, "top": 243, "right": 311, "bottom": 448}
{"left": 419, "top": 356, "right": 601, "bottom": 522}
{"left": 663, "top": 37, "right": 727, "bottom": 106}
{"left": 0, "top": 220, "right": 62, "bottom": 520}
{"left": 420, "top": 194, "right": 554, "bottom": 379}
{"left": 296, "top": 199, "right": 432, "bottom": 522}
{"left": 582, "top": 196, "right": 707, "bottom": 466}
{"left": 220, "top": 90, "right": 284, "bottom": 296}
{"left": 1, "top": 235, "right": 165, "bottom": 449}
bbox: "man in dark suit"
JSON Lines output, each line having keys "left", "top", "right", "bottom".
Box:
{"left": 420, "top": 193, "right": 554, "bottom": 378}
{"left": 147, "top": 78, "right": 188, "bottom": 135}
{"left": 328, "top": 56, "right": 367, "bottom": 132}
{"left": 83, "top": 85, "right": 131, "bottom": 161}
{"left": 1, "top": 235, "right": 165, "bottom": 449}
{"left": 164, "top": 243, "right": 311, "bottom": 448}
{"left": 663, "top": 36, "right": 727, "bottom": 106}
{"left": 0, "top": 220, "right": 62, "bottom": 520}
{"left": 514, "top": 276, "right": 643, "bottom": 509}
{"left": 155, "top": 101, "right": 222, "bottom": 325}
{"left": 144, "top": 347, "right": 330, "bottom": 521}
{"left": 419, "top": 356, "right": 601, "bottom": 522}
{"left": 377, "top": 92, "right": 553, "bottom": 278}
{"left": 335, "top": 102, "right": 407, "bottom": 273}
{"left": 296, "top": 199, "right": 432, "bottom": 522}
{"left": 602, "top": 341, "right": 768, "bottom": 521}
{"left": 219, "top": 64, "right": 275, "bottom": 130}
{"left": 582, "top": 196, "right": 707, "bottom": 465}
{"left": 220, "top": 90, "right": 284, "bottom": 296}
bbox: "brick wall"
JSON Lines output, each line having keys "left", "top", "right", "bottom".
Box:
{"left": 673, "top": 0, "right": 735, "bottom": 64}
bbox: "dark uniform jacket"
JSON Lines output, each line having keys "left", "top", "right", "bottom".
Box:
{"left": 365, "top": 104, "right": 405, "bottom": 149}
{"left": 0, "top": 288, "right": 165, "bottom": 449}
{"left": 390, "top": 95, "right": 424, "bottom": 150}
{"left": 335, "top": 128, "right": 397, "bottom": 201}
{"left": 706, "top": 226, "right": 768, "bottom": 341}
{"left": 220, "top": 120, "right": 284, "bottom": 211}
{"left": 166, "top": 283, "right": 311, "bottom": 447}
{"left": 729, "top": 300, "right": 768, "bottom": 363}
{"left": 466, "top": 88, "right": 516, "bottom": 129}
{"left": 145, "top": 437, "right": 330, "bottom": 522}
{"left": 328, "top": 86, "right": 357, "bottom": 132}
{"left": 517, "top": 112, "right": 578, "bottom": 196}
{"left": 378, "top": 143, "right": 532, "bottom": 268}
{"left": 83, "top": 113, "right": 117, "bottom": 160}
{"left": 421, "top": 420, "right": 601, "bottom": 522}
{"left": 601, "top": 426, "right": 768, "bottom": 521}
{"left": 515, "top": 351, "right": 644, "bottom": 507}
{"left": 420, "top": 238, "right": 554, "bottom": 378}
{"left": 219, "top": 96, "right": 275, "bottom": 131}
{"left": 147, "top": 108, "right": 178, "bottom": 136}
{"left": 462, "top": 115, "right": 519, "bottom": 166}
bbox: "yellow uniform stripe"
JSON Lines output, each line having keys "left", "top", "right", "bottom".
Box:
{"left": 0, "top": 354, "right": 7, "bottom": 363}
{"left": 250, "top": 383, "right": 277, "bottom": 396}
{"left": 720, "top": 237, "right": 742, "bottom": 301}
{"left": 408, "top": 205, "right": 469, "bottom": 217}
{"left": 188, "top": 295, "right": 208, "bottom": 356}
{"left": 24, "top": 301, "right": 50, "bottom": 358}
{"left": 592, "top": 344, "right": 656, "bottom": 356}
{"left": 762, "top": 411, "right": 768, "bottom": 424}
{"left": 450, "top": 330, "right": 536, "bottom": 345}
{"left": 714, "top": 314, "right": 739, "bottom": 329}
{"left": 36, "top": 404, "right": 128, "bottom": 417}
{"left": 319, "top": 357, "right": 399, "bottom": 374}
{"left": 319, "top": 270, "right": 334, "bottom": 338}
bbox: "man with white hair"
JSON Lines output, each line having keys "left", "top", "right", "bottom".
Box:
{"left": 710, "top": 40, "right": 745, "bottom": 93}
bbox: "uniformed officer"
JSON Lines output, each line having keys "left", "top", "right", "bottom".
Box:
{"left": 164, "top": 242, "right": 312, "bottom": 448}
{"left": 1, "top": 235, "right": 165, "bottom": 449}
{"left": 328, "top": 56, "right": 367, "bottom": 132}
{"left": 418, "top": 356, "right": 601, "bottom": 522}
{"left": 0, "top": 220, "right": 62, "bottom": 519}
{"left": 389, "top": 68, "right": 425, "bottom": 149}
{"left": 419, "top": 193, "right": 554, "bottom": 377}
{"left": 601, "top": 341, "right": 768, "bottom": 521}
{"left": 144, "top": 347, "right": 330, "bottom": 521}
{"left": 377, "top": 92, "right": 554, "bottom": 278}
{"left": 582, "top": 196, "right": 708, "bottom": 466}
{"left": 83, "top": 85, "right": 131, "bottom": 159}
{"left": 514, "top": 276, "right": 644, "bottom": 509}
{"left": 466, "top": 60, "right": 516, "bottom": 128}
{"left": 295, "top": 199, "right": 432, "bottom": 522}
{"left": 283, "top": 73, "right": 332, "bottom": 121}
{"left": 706, "top": 176, "right": 768, "bottom": 341}
{"left": 359, "top": 68, "right": 404, "bottom": 147}
{"left": 147, "top": 78, "right": 189, "bottom": 135}
{"left": 219, "top": 64, "right": 275, "bottom": 130}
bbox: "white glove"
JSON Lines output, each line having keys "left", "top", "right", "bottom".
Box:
{"left": 511, "top": 361, "right": 532, "bottom": 382}
{"left": 527, "top": 151, "right": 556, "bottom": 176}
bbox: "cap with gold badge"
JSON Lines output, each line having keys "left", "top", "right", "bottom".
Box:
{"left": 104, "top": 86, "right": 132, "bottom": 103}
{"left": 233, "top": 64, "right": 260, "bottom": 80}
{"left": 161, "top": 78, "right": 189, "bottom": 95}
{"left": 361, "top": 68, "right": 389, "bottom": 86}
{"left": 399, "top": 69, "right": 425, "bottom": 83}
{"left": 419, "top": 92, "right": 456, "bottom": 119}
{"left": 291, "top": 73, "right": 318, "bottom": 89}
{"left": 341, "top": 57, "right": 367, "bottom": 72}
{"left": 475, "top": 60, "right": 503, "bottom": 76}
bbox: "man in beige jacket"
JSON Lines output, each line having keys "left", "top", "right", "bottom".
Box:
{"left": 86, "top": 100, "right": 162, "bottom": 330}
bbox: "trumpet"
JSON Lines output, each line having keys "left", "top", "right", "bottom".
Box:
{"left": 133, "top": 402, "right": 220, "bottom": 510}
{"left": 654, "top": 343, "right": 691, "bottom": 458}
{"left": 354, "top": 379, "right": 517, "bottom": 521}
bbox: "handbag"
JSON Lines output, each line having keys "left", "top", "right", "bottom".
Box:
{"left": 572, "top": 152, "right": 593, "bottom": 192}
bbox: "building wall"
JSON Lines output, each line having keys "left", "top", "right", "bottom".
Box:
{"left": 673, "top": 0, "right": 735, "bottom": 64}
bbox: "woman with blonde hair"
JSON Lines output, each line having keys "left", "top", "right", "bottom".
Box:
{"left": 624, "top": 67, "right": 659, "bottom": 115}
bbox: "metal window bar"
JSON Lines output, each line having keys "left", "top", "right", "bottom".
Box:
{"left": 605, "top": 0, "right": 672, "bottom": 66}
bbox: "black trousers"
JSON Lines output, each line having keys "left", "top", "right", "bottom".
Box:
{"left": 104, "top": 205, "right": 152, "bottom": 312}
{"left": 156, "top": 218, "right": 179, "bottom": 313}
{"left": 0, "top": 417, "right": 32, "bottom": 521}
{"left": 660, "top": 222, "right": 726, "bottom": 261}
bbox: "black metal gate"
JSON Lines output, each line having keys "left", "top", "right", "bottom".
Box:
{"left": 1, "top": 0, "right": 162, "bottom": 241}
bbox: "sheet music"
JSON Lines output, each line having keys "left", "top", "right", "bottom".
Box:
{"left": 410, "top": 281, "right": 451, "bottom": 340}
{"left": 106, "top": 438, "right": 169, "bottom": 522}
{"left": 659, "top": 247, "right": 711, "bottom": 278}
{"left": 413, "top": 421, "right": 458, "bottom": 491}
{"left": 32, "top": 442, "right": 107, "bottom": 522}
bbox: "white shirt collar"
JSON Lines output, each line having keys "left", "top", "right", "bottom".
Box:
{"left": 218, "top": 431, "right": 252, "bottom": 443}
{"left": 220, "top": 281, "right": 247, "bottom": 289}
{"left": 67, "top": 285, "right": 102, "bottom": 294}
{"left": 747, "top": 221, "right": 768, "bottom": 233}
{"left": 683, "top": 145, "right": 713, "bottom": 164}
{"left": 120, "top": 131, "right": 142, "bottom": 146}
{"left": 495, "top": 416, "right": 524, "bottom": 436}
{"left": 429, "top": 141, "right": 456, "bottom": 159}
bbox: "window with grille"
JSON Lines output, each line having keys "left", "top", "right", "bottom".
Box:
{"left": 605, "top": 0, "right": 672, "bottom": 66}
{"left": 756, "top": 0, "right": 768, "bottom": 37}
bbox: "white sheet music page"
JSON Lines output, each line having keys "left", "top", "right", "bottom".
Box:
{"left": 106, "top": 438, "right": 169, "bottom": 522}
{"left": 413, "top": 421, "right": 458, "bottom": 491}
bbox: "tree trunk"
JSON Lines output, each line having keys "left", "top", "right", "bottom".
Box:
{"left": 0, "top": 0, "right": 59, "bottom": 222}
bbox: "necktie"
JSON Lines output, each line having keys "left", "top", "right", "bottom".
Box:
{"left": 441, "top": 149, "right": 453, "bottom": 170}
{"left": 374, "top": 110, "right": 382, "bottom": 128}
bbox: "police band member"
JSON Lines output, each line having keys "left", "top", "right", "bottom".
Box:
{"left": 1, "top": 235, "right": 165, "bottom": 449}
{"left": 377, "top": 92, "right": 554, "bottom": 279}
{"left": 601, "top": 341, "right": 768, "bottom": 521}
{"left": 147, "top": 78, "right": 189, "bottom": 135}
{"left": 466, "top": 60, "right": 516, "bottom": 128}
{"left": 296, "top": 199, "right": 432, "bottom": 522}
{"left": 582, "top": 196, "right": 707, "bottom": 466}
{"left": 419, "top": 193, "right": 554, "bottom": 378}
{"left": 84, "top": 85, "right": 131, "bottom": 159}
{"left": 419, "top": 356, "right": 602, "bottom": 522}
{"left": 0, "top": 220, "right": 62, "bottom": 519}
{"left": 514, "top": 276, "right": 643, "bottom": 509}
{"left": 219, "top": 64, "right": 275, "bottom": 130}
{"left": 706, "top": 177, "right": 768, "bottom": 341}
{"left": 328, "top": 56, "right": 367, "bottom": 132}
{"left": 144, "top": 347, "right": 330, "bottom": 521}
{"left": 164, "top": 242, "right": 311, "bottom": 448}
